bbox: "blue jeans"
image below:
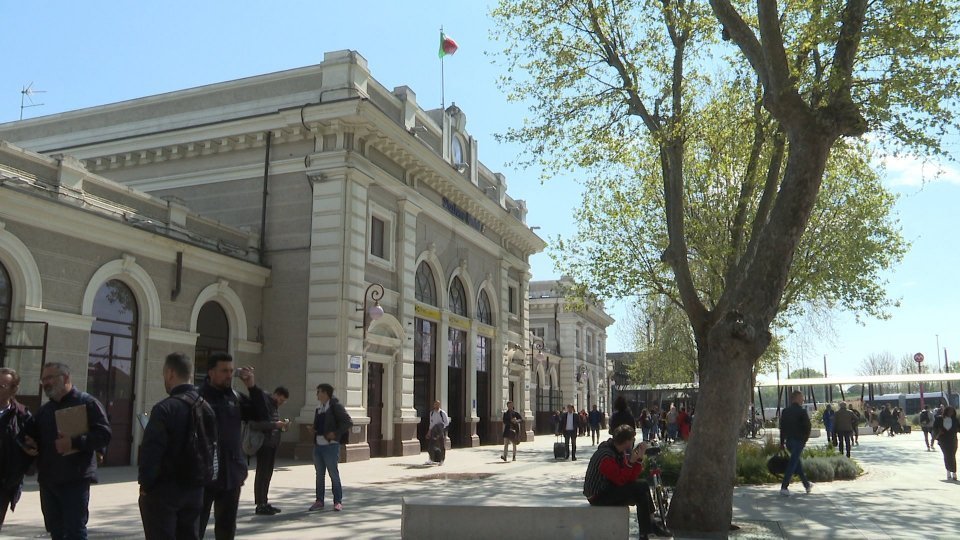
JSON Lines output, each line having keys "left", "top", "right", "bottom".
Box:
{"left": 313, "top": 444, "right": 343, "bottom": 504}
{"left": 39, "top": 480, "right": 90, "bottom": 540}
{"left": 781, "top": 438, "right": 810, "bottom": 490}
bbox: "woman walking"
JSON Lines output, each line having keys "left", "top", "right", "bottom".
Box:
{"left": 933, "top": 406, "right": 959, "bottom": 481}
{"left": 608, "top": 396, "right": 636, "bottom": 435}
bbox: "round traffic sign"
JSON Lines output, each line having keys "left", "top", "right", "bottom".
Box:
{"left": 914, "top": 352, "right": 925, "bottom": 363}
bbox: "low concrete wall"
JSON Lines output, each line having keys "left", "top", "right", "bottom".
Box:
{"left": 401, "top": 497, "right": 628, "bottom": 539}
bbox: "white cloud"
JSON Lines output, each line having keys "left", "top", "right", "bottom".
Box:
{"left": 877, "top": 153, "right": 960, "bottom": 187}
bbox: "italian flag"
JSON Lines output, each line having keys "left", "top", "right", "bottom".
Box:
{"left": 439, "top": 32, "right": 459, "bottom": 58}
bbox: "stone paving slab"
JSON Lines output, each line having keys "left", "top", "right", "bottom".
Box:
{"left": 3, "top": 430, "right": 959, "bottom": 538}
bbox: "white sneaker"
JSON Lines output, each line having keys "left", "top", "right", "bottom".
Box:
{"left": 779, "top": 488, "right": 790, "bottom": 497}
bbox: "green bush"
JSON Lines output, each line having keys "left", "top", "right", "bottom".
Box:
{"left": 646, "top": 439, "right": 860, "bottom": 487}
{"left": 802, "top": 444, "right": 839, "bottom": 458}
{"left": 802, "top": 458, "right": 836, "bottom": 482}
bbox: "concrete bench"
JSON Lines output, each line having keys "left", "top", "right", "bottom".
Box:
{"left": 401, "top": 497, "right": 629, "bottom": 539}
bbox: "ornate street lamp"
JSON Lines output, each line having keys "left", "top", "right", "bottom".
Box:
{"left": 915, "top": 352, "right": 925, "bottom": 409}
{"left": 357, "top": 283, "right": 385, "bottom": 339}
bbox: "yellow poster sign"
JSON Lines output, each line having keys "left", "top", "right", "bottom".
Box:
{"left": 415, "top": 304, "right": 441, "bottom": 321}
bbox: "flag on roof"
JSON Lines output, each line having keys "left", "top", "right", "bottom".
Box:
{"left": 439, "top": 32, "right": 459, "bottom": 58}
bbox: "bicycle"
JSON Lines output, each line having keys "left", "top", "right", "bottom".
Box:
{"left": 644, "top": 445, "right": 670, "bottom": 529}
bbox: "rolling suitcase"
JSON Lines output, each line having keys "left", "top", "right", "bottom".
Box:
{"left": 554, "top": 434, "right": 567, "bottom": 459}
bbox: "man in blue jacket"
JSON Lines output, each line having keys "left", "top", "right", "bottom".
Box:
{"left": 21, "top": 362, "right": 112, "bottom": 540}
{"left": 779, "top": 390, "right": 813, "bottom": 497}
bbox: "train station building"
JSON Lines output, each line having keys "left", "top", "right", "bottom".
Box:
{"left": 0, "top": 50, "right": 545, "bottom": 462}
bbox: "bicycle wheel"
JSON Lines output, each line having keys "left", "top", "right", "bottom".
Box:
{"left": 654, "top": 484, "right": 669, "bottom": 527}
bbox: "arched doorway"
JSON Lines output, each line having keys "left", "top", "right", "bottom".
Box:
{"left": 447, "top": 277, "right": 467, "bottom": 447}
{"left": 0, "top": 261, "right": 10, "bottom": 358}
{"left": 87, "top": 279, "right": 139, "bottom": 466}
{"left": 475, "top": 290, "right": 493, "bottom": 444}
{"left": 414, "top": 261, "right": 439, "bottom": 451}
{"left": 194, "top": 301, "right": 230, "bottom": 386}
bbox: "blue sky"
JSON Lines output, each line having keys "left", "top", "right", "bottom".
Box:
{"left": 3, "top": 1, "right": 958, "bottom": 377}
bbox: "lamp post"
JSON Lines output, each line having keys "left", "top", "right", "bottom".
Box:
{"left": 914, "top": 352, "right": 925, "bottom": 410}
{"left": 356, "top": 283, "right": 385, "bottom": 339}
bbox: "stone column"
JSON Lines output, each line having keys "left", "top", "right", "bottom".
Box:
{"left": 394, "top": 199, "right": 421, "bottom": 456}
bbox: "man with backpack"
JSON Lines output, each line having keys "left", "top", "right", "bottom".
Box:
{"left": 920, "top": 404, "right": 936, "bottom": 451}
{"left": 19, "top": 362, "right": 112, "bottom": 540}
{"left": 139, "top": 353, "right": 218, "bottom": 540}
{"left": 199, "top": 353, "right": 266, "bottom": 540}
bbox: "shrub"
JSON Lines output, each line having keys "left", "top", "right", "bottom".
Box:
{"left": 802, "top": 444, "right": 838, "bottom": 458}
{"left": 831, "top": 456, "right": 861, "bottom": 480}
{"left": 802, "top": 458, "right": 836, "bottom": 482}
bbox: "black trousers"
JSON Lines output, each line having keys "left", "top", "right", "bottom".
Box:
{"left": 0, "top": 491, "right": 11, "bottom": 530}
{"left": 200, "top": 486, "right": 241, "bottom": 540}
{"left": 140, "top": 482, "right": 204, "bottom": 540}
{"left": 590, "top": 480, "right": 655, "bottom": 533}
{"left": 254, "top": 445, "right": 277, "bottom": 506}
{"left": 563, "top": 430, "right": 577, "bottom": 459}
{"left": 38, "top": 480, "right": 90, "bottom": 540}
{"left": 940, "top": 438, "right": 958, "bottom": 473}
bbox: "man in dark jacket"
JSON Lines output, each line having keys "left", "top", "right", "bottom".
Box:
{"left": 309, "top": 383, "right": 352, "bottom": 512}
{"left": 21, "top": 362, "right": 112, "bottom": 540}
{"left": 139, "top": 353, "right": 217, "bottom": 540}
{"left": 779, "top": 390, "right": 813, "bottom": 497}
{"left": 557, "top": 404, "right": 578, "bottom": 461}
{"left": 199, "top": 353, "right": 265, "bottom": 540}
{"left": 251, "top": 386, "right": 289, "bottom": 515}
{"left": 0, "top": 367, "right": 31, "bottom": 530}
{"left": 583, "top": 425, "right": 669, "bottom": 540}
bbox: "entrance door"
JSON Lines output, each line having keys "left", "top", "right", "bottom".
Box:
{"left": 414, "top": 318, "right": 437, "bottom": 451}
{"left": 87, "top": 279, "right": 138, "bottom": 466}
{"left": 476, "top": 370, "right": 490, "bottom": 444}
{"left": 366, "top": 362, "right": 384, "bottom": 457}
{"left": 448, "top": 328, "right": 466, "bottom": 447}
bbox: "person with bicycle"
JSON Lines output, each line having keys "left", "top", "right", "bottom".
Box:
{"left": 583, "top": 425, "right": 670, "bottom": 539}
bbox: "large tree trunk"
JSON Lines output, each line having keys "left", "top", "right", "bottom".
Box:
{"left": 666, "top": 321, "right": 763, "bottom": 534}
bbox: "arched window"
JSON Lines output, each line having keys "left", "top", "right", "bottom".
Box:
{"left": 415, "top": 262, "right": 437, "bottom": 306}
{"left": 194, "top": 301, "right": 230, "bottom": 386}
{"left": 477, "top": 290, "right": 492, "bottom": 325}
{"left": 0, "top": 262, "right": 11, "bottom": 357}
{"left": 87, "top": 279, "right": 139, "bottom": 466}
{"left": 449, "top": 277, "right": 467, "bottom": 316}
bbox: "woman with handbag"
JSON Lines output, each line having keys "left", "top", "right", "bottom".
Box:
{"left": 933, "top": 406, "right": 959, "bottom": 481}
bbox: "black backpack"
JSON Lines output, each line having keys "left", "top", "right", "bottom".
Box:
{"left": 174, "top": 392, "right": 219, "bottom": 486}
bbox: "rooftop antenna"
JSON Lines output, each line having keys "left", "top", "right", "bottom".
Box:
{"left": 20, "top": 82, "right": 46, "bottom": 120}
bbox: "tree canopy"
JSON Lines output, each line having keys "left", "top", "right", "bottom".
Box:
{"left": 492, "top": 0, "right": 960, "bottom": 532}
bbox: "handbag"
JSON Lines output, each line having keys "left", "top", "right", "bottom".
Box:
{"left": 766, "top": 449, "right": 789, "bottom": 475}
{"left": 241, "top": 421, "right": 265, "bottom": 457}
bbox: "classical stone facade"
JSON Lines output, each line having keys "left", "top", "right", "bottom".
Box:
{"left": 0, "top": 50, "right": 544, "bottom": 461}
{"left": 526, "top": 278, "right": 614, "bottom": 433}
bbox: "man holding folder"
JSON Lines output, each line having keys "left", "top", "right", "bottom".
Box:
{"left": 21, "top": 362, "right": 112, "bottom": 540}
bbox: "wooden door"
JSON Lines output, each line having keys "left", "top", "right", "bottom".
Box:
{"left": 366, "top": 362, "right": 384, "bottom": 457}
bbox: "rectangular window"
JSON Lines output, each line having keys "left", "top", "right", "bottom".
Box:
{"left": 370, "top": 216, "right": 385, "bottom": 259}
{"left": 508, "top": 286, "right": 517, "bottom": 314}
{"left": 576, "top": 329, "right": 581, "bottom": 348}
{"left": 532, "top": 327, "right": 545, "bottom": 338}
{"left": 587, "top": 333, "right": 593, "bottom": 352}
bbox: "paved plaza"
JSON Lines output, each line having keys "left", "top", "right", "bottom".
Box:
{"left": 3, "top": 430, "right": 959, "bottom": 539}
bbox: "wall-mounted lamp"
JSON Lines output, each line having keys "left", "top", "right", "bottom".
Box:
{"left": 576, "top": 364, "right": 588, "bottom": 383}
{"left": 356, "top": 283, "right": 385, "bottom": 339}
{"left": 531, "top": 340, "right": 546, "bottom": 365}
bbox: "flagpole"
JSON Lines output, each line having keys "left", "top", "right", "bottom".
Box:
{"left": 440, "top": 26, "right": 445, "bottom": 109}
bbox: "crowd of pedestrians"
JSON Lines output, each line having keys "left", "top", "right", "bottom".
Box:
{"left": 0, "top": 353, "right": 352, "bottom": 540}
